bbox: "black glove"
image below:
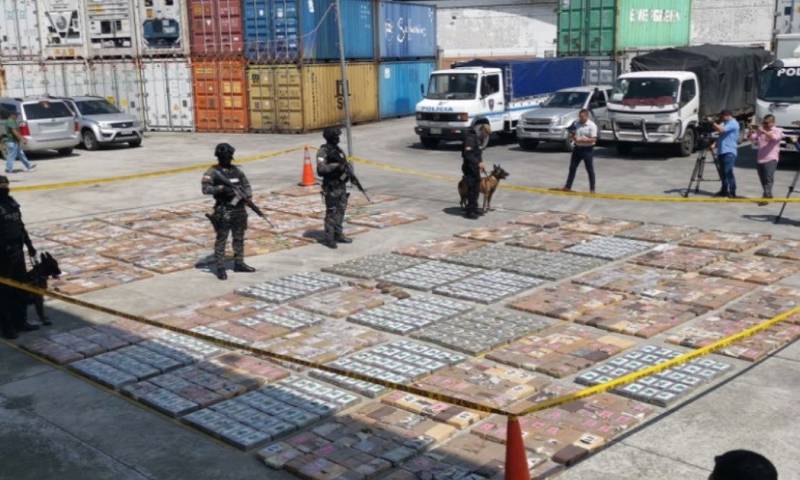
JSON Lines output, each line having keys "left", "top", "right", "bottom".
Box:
{"left": 27, "top": 246, "right": 37, "bottom": 259}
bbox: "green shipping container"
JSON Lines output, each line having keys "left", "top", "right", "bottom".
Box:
{"left": 558, "top": 0, "right": 616, "bottom": 57}
{"left": 557, "top": 0, "right": 690, "bottom": 56}
{"left": 616, "top": 0, "right": 691, "bottom": 50}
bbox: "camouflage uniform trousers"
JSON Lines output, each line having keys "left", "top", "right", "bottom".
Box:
{"left": 323, "top": 184, "right": 349, "bottom": 239}
{"left": 213, "top": 205, "right": 248, "bottom": 268}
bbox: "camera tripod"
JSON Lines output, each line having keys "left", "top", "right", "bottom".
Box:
{"left": 684, "top": 143, "right": 722, "bottom": 197}
{"left": 775, "top": 167, "right": 800, "bottom": 224}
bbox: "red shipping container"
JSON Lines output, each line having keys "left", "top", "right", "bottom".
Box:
{"left": 192, "top": 58, "right": 249, "bottom": 132}
{"left": 189, "top": 0, "right": 244, "bottom": 57}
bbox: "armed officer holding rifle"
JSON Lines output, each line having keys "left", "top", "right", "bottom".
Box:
{"left": 316, "top": 127, "right": 358, "bottom": 249}
{"left": 202, "top": 143, "right": 256, "bottom": 280}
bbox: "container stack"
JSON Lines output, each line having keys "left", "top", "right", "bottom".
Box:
{"left": 1, "top": 0, "right": 438, "bottom": 134}
{"left": 0, "top": 0, "right": 196, "bottom": 132}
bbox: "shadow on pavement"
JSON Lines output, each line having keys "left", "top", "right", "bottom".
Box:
{"left": 743, "top": 213, "right": 800, "bottom": 227}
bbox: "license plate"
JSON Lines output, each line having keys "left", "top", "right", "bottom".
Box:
{"left": 430, "top": 128, "right": 442, "bottom": 135}
{"left": 122, "top": 130, "right": 134, "bottom": 136}
{"left": 528, "top": 132, "right": 539, "bottom": 138}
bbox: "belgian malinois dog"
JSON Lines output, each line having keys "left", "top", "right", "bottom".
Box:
{"left": 459, "top": 164, "right": 510, "bottom": 213}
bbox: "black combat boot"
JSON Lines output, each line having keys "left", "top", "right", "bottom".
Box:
{"left": 234, "top": 262, "right": 256, "bottom": 273}
{"left": 1, "top": 329, "right": 18, "bottom": 340}
{"left": 321, "top": 236, "right": 338, "bottom": 249}
{"left": 19, "top": 321, "right": 39, "bottom": 332}
{"left": 334, "top": 234, "right": 353, "bottom": 244}
{"left": 216, "top": 266, "right": 228, "bottom": 280}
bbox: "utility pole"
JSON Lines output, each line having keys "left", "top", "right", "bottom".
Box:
{"left": 335, "top": 0, "right": 354, "bottom": 156}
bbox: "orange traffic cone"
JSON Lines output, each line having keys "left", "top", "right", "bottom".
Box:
{"left": 299, "top": 146, "right": 317, "bottom": 187}
{"left": 505, "top": 416, "right": 531, "bottom": 480}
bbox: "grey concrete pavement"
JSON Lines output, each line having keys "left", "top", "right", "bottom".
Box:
{"left": 2, "top": 118, "right": 798, "bottom": 479}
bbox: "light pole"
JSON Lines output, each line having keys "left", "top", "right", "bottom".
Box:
{"left": 335, "top": 0, "right": 354, "bottom": 156}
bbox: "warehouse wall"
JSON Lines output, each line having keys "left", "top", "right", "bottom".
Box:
{"left": 691, "top": 0, "right": 775, "bottom": 48}
{"left": 415, "top": 0, "right": 557, "bottom": 58}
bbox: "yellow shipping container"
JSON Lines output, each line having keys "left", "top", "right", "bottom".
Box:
{"left": 0, "top": 69, "right": 5, "bottom": 97}
{"left": 248, "top": 63, "right": 378, "bottom": 132}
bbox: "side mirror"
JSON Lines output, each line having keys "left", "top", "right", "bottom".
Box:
{"left": 420, "top": 84, "right": 425, "bottom": 96}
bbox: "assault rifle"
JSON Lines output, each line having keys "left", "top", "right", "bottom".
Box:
{"left": 343, "top": 159, "right": 370, "bottom": 203}
{"left": 208, "top": 169, "right": 275, "bottom": 228}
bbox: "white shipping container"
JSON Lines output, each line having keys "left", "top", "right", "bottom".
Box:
{"left": 39, "top": 0, "right": 88, "bottom": 58}
{"left": 43, "top": 60, "right": 92, "bottom": 96}
{"left": 134, "top": 0, "right": 189, "bottom": 56}
{"left": 1, "top": 0, "right": 42, "bottom": 59}
{"left": 691, "top": 0, "right": 773, "bottom": 49}
{"left": 141, "top": 59, "right": 194, "bottom": 131}
{"left": 88, "top": 60, "right": 145, "bottom": 121}
{"left": 85, "top": 0, "right": 136, "bottom": 57}
{"left": 2, "top": 62, "right": 47, "bottom": 97}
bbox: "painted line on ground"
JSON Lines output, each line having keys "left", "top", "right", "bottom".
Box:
{"left": 351, "top": 155, "right": 800, "bottom": 204}
{"left": 13, "top": 146, "right": 305, "bottom": 193}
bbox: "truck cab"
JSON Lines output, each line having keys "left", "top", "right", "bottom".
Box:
{"left": 757, "top": 58, "right": 800, "bottom": 151}
{"left": 517, "top": 86, "right": 612, "bottom": 151}
{"left": 605, "top": 71, "right": 700, "bottom": 156}
{"left": 414, "top": 67, "right": 507, "bottom": 148}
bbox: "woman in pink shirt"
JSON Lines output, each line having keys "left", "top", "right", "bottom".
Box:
{"left": 749, "top": 114, "right": 784, "bottom": 205}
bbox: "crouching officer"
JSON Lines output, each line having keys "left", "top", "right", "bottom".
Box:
{"left": 0, "top": 175, "right": 39, "bottom": 338}
{"left": 462, "top": 126, "right": 486, "bottom": 219}
{"left": 201, "top": 143, "right": 256, "bottom": 280}
{"left": 316, "top": 127, "right": 352, "bottom": 249}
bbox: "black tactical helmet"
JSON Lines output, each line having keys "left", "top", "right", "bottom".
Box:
{"left": 323, "top": 127, "right": 342, "bottom": 143}
{"left": 214, "top": 143, "right": 235, "bottom": 159}
{"left": 0, "top": 175, "right": 8, "bottom": 187}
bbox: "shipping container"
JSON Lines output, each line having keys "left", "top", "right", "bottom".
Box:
{"left": 558, "top": 0, "right": 690, "bottom": 56}
{"left": 1, "top": 0, "right": 42, "bottom": 59}
{"left": 378, "top": 1, "right": 436, "bottom": 59}
{"left": 85, "top": 0, "right": 136, "bottom": 57}
{"left": 691, "top": 0, "right": 773, "bottom": 49}
{"left": 141, "top": 59, "right": 195, "bottom": 131}
{"left": 248, "top": 62, "right": 378, "bottom": 132}
{"left": 777, "top": 0, "right": 800, "bottom": 35}
{"left": 135, "top": 0, "right": 190, "bottom": 56}
{"left": 301, "top": 0, "right": 374, "bottom": 61}
{"left": 43, "top": 59, "right": 92, "bottom": 96}
{"left": 0, "top": 69, "right": 5, "bottom": 96}
{"left": 243, "top": 0, "right": 373, "bottom": 63}
{"left": 582, "top": 56, "right": 616, "bottom": 85}
{"left": 39, "top": 0, "right": 88, "bottom": 59}
{"left": 558, "top": 0, "right": 615, "bottom": 57}
{"left": 1, "top": 62, "right": 48, "bottom": 97}
{"left": 88, "top": 60, "right": 145, "bottom": 121}
{"left": 188, "top": 0, "right": 244, "bottom": 57}
{"left": 243, "top": 0, "right": 298, "bottom": 62}
{"left": 378, "top": 60, "right": 434, "bottom": 118}
{"left": 192, "top": 58, "right": 248, "bottom": 132}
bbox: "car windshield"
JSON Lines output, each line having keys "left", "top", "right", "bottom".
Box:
{"left": 23, "top": 101, "right": 73, "bottom": 120}
{"left": 75, "top": 99, "right": 121, "bottom": 115}
{"left": 759, "top": 68, "right": 800, "bottom": 103}
{"left": 426, "top": 73, "right": 478, "bottom": 100}
{"left": 542, "top": 91, "right": 589, "bottom": 108}
{"left": 610, "top": 78, "right": 679, "bottom": 106}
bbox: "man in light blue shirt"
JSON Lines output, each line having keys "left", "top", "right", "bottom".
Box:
{"left": 713, "top": 110, "right": 740, "bottom": 198}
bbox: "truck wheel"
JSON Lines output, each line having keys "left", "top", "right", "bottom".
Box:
{"left": 129, "top": 139, "right": 142, "bottom": 148}
{"left": 519, "top": 139, "right": 539, "bottom": 150}
{"left": 82, "top": 130, "right": 99, "bottom": 151}
{"left": 420, "top": 137, "right": 439, "bottom": 148}
{"left": 616, "top": 142, "right": 633, "bottom": 156}
{"left": 677, "top": 129, "right": 695, "bottom": 157}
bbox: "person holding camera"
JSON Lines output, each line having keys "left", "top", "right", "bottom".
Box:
{"left": 713, "top": 110, "right": 740, "bottom": 198}
{"left": 560, "top": 109, "right": 598, "bottom": 193}
{"left": 748, "top": 114, "right": 784, "bottom": 206}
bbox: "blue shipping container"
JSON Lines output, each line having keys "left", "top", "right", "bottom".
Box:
{"left": 378, "top": 2, "right": 436, "bottom": 59}
{"left": 244, "top": 0, "right": 374, "bottom": 62}
{"left": 453, "top": 58, "right": 586, "bottom": 102}
{"left": 379, "top": 60, "right": 436, "bottom": 118}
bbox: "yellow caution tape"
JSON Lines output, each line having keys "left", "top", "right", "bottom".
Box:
{"left": 12, "top": 146, "right": 305, "bottom": 193}
{"left": 2, "top": 275, "right": 797, "bottom": 419}
{"left": 351, "top": 156, "right": 800, "bottom": 204}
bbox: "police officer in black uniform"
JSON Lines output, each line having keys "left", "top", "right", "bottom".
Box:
{"left": 461, "top": 126, "right": 486, "bottom": 219}
{"left": 201, "top": 143, "right": 256, "bottom": 280}
{"left": 0, "top": 175, "right": 39, "bottom": 338}
{"left": 316, "top": 127, "right": 353, "bottom": 249}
